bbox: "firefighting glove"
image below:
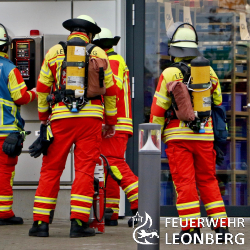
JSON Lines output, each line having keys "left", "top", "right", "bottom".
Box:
{"left": 2, "top": 131, "right": 31, "bottom": 157}
{"left": 214, "top": 143, "right": 224, "bottom": 167}
{"left": 28, "top": 124, "right": 54, "bottom": 158}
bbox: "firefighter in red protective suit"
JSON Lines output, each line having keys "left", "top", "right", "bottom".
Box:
{"left": 28, "top": 15, "right": 117, "bottom": 238}
{"left": 150, "top": 22, "right": 229, "bottom": 243}
{"left": 0, "top": 24, "right": 36, "bottom": 225}
{"left": 93, "top": 28, "right": 138, "bottom": 227}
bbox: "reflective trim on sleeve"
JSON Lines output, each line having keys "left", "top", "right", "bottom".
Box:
{"left": 106, "top": 198, "right": 120, "bottom": 204}
{"left": 8, "top": 82, "right": 26, "bottom": 92}
{"left": 117, "top": 118, "right": 132, "bottom": 124}
{"left": 105, "top": 108, "right": 117, "bottom": 116}
{"left": 155, "top": 91, "right": 170, "bottom": 102}
{"left": 105, "top": 71, "right": 112, "bottom": 77}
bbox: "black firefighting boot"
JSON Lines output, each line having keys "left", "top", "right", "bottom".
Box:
{"left": 128, "top": 209, "right": 138, "bottom": 227}
{"left": 176, "top": 228, "right": 201, "bottom": 243}
{"left": 105, "top": 208, "right": 118, "bottom": 226}
{"left": 215, "top": 227, "right": 230, "bottom": 243}
{"left": 70, "top": 219, "right": 95, "bottom": 238}
{"left": 0, "top": 216, "right": 23, "bottom": 225}
{"left": 29, "top": 221, "right": 49, "bottom": 237}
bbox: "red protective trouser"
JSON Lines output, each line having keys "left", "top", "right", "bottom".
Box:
{"left": 0, "top": 138, "right": 18, "bottom": 219}
{"left": 101, "top": 133, "right": 138, "bottom": 220}
{"left": 33, "top": 117, "right": 102, "bottom": 223}
{"left": 166, "top": 140, "right": 228, "bottom": 230}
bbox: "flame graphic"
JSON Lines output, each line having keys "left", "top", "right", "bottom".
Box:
{"left": 132, "top": 212, "right": 157, "bottom": 245}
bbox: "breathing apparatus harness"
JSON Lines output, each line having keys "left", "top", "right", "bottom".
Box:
{"left": 46, "top": 38, "right": 103, "bottom": 113}
{"left": 165, "top": 59, "right": 212, "bottom": 133}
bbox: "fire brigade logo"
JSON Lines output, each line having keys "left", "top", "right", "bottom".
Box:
{"left": 132, "top": 212, "right": 159, "bottom": 245}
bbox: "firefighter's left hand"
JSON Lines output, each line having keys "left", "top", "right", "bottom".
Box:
{"left": 102, "top": 125, "right": 115, "bottom": 138}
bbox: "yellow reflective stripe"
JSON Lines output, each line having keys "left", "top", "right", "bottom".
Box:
{"left": 34, "top": 196, "right": 57, "bottom": 204}
{"left": 51, "top": 111, "right": 103, "bottom": 121}
{"left": 105, "top": 71, "right": 112, "bottom": 77}
{"left": 38, "top": 106, "right": 49, "bottom": 112}
{"left": 0, "top": 205, "right": 12, "bottom": 211}
{"left": 163, "top": 134, "right": 214, "bottom": 142}
{"left": 106, "top": 198, "right": 120, "bottom": 204}
{"left": 205, "top": 201, "right": 225, "bottom": 210}
{"left": 52, "top": 104, "right": 104, "bottom": 113}
{"left": 10, "top": 171, "right": 15, "bottom": 187}
{"left": 124, "top": 74, "right": 130, "bottom": 117}
{"left": 164, "top": 127, "right": 213, "bottom": 135}
{"left": 0, "top": 134, "right": 9, "bottom": 137}
{"left": 176, "top": 201, "right": 200, "bottom": 210}
{"left": 47, "top": 125, "right": 53, "bottom": 139}
{"left": 71, "top": 194, "right": 93, "bottom": 203}
{"left": 33, "top": 207, "right": 51, "bottom": 215}
{"left": 105, "top": 108, "right": 117, "bottom": 115}
{"left": 107, "top": 207, "right": 119, "bottom": 213}
{"left": 155, "top": 91, "right": 170, "bottom": 102}
{"left": 124, "top": 181, "right": 138, "bottom": 194}
{"left": 0, "top": 98, "right": 16, "bottom": 106}
{"left": 8, "top": 81, "right": 26, "bottom": 92}
{"left": 71, "top": 205, "right": 91, "bottom": 214}
{"left": 114, "top": 75, "right": 123, "bottom": 90}
{"left": 179, "top": 212, "right": 201, "bottom": 219}
{"left": 0, "top": 125, "right": 18, "bottom": 130}
{"left": 48, "top": 56, "right": 64, "bottom": 66}
{"left": 117, "top": 118, "right": 132, "bottom": 124}
{"left": 0, "top": 196, "right": 13, "bottom": 201}
{"left": 128, "top": 193, "right": 138, "bottom": 202}
{"left": 209, "top": 212, "right": 227, "bottom": 219}
{"left": 41, "top": 67, "right": 50, "bottom": 76}
{"left": 115, "top": 125, "right": 133, "bottom": 133}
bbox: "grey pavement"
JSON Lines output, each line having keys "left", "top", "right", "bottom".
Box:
{"left": 0, "top": 217, "right": 249, "bottom": 250}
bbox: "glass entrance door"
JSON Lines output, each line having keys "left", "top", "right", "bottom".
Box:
{"left": 142, "top": 0, "right": 250, "bottom": 216}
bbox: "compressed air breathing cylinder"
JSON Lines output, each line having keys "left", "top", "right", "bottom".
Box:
{"left": 66, "top": 41, "right": 86, "bottom": 97}
{"left": 190, "top": 56, "right": 211, "bottom": 133}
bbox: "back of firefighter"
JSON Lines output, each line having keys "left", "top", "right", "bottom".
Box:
{"left": 0, "top": 24, "right": 36, "bottom": 225}
{"left": 28, "top": 15, "right": 117, "bottom": 238}
{"left": 150, "top": 22, "right": 229, "bottom": 243}
{"left": 93, "top": 28, "right": 138, "bottom": 227}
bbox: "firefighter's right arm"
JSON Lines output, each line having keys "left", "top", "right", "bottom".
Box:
{"left": 93, "top": 47, "right": 117, "bottom": 125}
{"left": 150, "top": 69, "right": 173, "bottom": 133}
{"left": 36, "top": 52, "right": 55, "bottom": 122}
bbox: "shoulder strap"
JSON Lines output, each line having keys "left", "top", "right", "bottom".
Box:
{"left": 170, "top": 62, "right": 191, "bottom": 83}
{"left": 107, "top": 51, "right": 117, "bottom": 57}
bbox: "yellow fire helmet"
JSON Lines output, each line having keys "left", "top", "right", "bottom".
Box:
{"left": 167, "top": 22, "right": 200, "bottom": 58}
{"left": 62, "top": 15, "right": 101, "bottom": 35}
{"left": 93, "top": 27, "right": 120, "bottom": 48}
{"left": 0, "top": 24, "right": 10, "bottom": 46}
